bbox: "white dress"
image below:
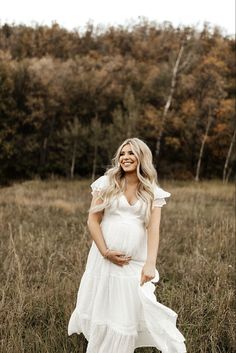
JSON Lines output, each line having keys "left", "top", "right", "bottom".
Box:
{"left": 68, "top": 175, "right": 186, "bottom": 353}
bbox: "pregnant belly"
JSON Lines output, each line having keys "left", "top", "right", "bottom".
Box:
{"left": 101, "top": 220, "right": 147, "bottom": 261}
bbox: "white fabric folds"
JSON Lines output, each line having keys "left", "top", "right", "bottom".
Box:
{"left": 68, "top": 265, "right": 186, "bottom": 353}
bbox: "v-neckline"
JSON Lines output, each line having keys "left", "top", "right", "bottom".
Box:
{"left": 122, "top": 194, "right": 139, "bottom": 207}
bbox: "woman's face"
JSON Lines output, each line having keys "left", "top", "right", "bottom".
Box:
{"left": 119, "top": 144, "right": 138, "bottom": 173}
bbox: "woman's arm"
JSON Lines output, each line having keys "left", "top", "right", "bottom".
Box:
{"left": 140, "top": 207, "right": 161, "bottom": 285}
{"left": 87, "top": 193, "right": 131, "bottom": 266}
{"left": 87, "top": 193, "right": 108, "bottom": 256}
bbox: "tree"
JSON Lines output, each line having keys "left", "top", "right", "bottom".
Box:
{"left": 195, "top": 108, "right": 213, "bottom": 181}
{"left": 91, "top": 114, "right": 103, "bottom": 181}
{"left": 223, "top": 129, "right": 236, "bottom": 183}
{"left": 0, "top": 22, "right": 234, "bottom": 182}
{"left": 154, "top": 43, "right": 185, "bottom": 163}
{"left": 194, "top": 53, "right": 228, "bottom": 180}
{"left": 123, "top": 85, "right": 139, "bottom": 137}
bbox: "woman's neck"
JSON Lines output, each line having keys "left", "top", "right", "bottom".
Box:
{"left": 124, "top": 172, "right": 139, "bottom": 185}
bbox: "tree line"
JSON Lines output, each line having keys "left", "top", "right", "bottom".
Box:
{"left": 0, "top": 21, "right": 235, "bottom": 184}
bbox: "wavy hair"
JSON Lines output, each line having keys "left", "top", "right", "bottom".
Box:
{"left": 89, "top": 137, "right": 158, "bottom": 226}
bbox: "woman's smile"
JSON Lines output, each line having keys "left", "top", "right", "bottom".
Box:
{"left": 123, "top": 161, "right": 133, "bottom": 166}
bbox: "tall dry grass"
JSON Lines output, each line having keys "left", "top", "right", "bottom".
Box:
{"left": 0, "top": 179, "right": 234, "bottom": 353}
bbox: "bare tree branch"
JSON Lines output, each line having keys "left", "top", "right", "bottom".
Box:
{"left": 195, "top": 111, "right": 213, "bottom": 182}
{"left": 155, "top": 43, "right": 185, "bottom": 163}
{"left": 223, "top": 129, "right": 236, "bottom": 183}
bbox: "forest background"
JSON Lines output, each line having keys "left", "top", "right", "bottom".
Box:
{"left": 0, "top": 18, "right": 235, "bottom": 353}
{"left": 0, "top": 21, "right": 235, "bottom": 184}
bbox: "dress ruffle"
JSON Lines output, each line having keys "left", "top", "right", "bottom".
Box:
{"left": 154, "top": 185, "right": 171, "bottom": 200}
{"left": 68, "top": 266, "right": 186, "bottom": 353}
{"left": 90, "top": 175, "right": 109, "bottom": 195}
{"left": 68, "top": 315, "right": 136, "bottom": 353}
{"left": 138, "top": 282, "right": 186, "bottom": 353}
{"left": 152, "top": 185, "right": 171, "bottom": 208}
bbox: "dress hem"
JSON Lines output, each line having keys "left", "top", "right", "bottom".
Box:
{"left": 68, "top": 314, "right": 187, "bottom": 353}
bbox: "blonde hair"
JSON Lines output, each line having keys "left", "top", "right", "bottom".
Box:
{"left": 90, "top": 137, "right": 158, "bottom": 226}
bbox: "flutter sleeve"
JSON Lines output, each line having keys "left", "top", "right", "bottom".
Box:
{"left": 90, "top": 175, "right": 109, "bottom": 196}
{"left": 153, "top": 184, "right": 171, "bottom": 208}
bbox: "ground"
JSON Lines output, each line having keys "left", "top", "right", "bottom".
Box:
{"left": 0, "top": 179, "right": 234, "bottom": 353}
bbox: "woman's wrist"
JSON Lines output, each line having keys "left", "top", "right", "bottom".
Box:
{"left": 103, "top": 248, "right": 111, "bottom": 258}
{"left": 145, "top": 259, "right": 156, "bottom": 266}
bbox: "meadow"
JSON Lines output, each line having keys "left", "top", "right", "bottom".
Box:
{"left": 0, "top": 179, "right": 234, "bottom": 353}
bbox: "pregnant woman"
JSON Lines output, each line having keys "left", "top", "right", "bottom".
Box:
{"left": 68, "top": 137, "right": 186, "bottom": 353}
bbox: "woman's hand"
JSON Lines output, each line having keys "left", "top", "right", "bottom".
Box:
{"left": 140, "top": 262, "right": 156, "bottom": 286}
{"left": 106, "top": 250, "right": 132, "bottom": 266}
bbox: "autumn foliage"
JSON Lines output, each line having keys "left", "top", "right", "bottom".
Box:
{"left": 0, "top": 22, "right": 235, "bottom": 183}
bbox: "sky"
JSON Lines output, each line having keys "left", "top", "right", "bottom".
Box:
{"left": 0, "top": 0, "right": 235, "bottom": 35}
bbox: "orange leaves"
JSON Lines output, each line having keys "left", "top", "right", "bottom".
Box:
{"left": 217, "top": 99, "right": 235, "bottom": 119}
{"left": 164, "top": 137, "right": 181, "bottom": 150}
{"left": 181, "top": 99, "right": 197, "bottom": 117}
{"left": 202, "top": 55, "right": 228, "bottom": 74}
{"left": 214, "top": 123, "right": 228, "bottom": 133}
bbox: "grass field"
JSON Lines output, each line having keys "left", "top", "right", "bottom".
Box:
{"left": 0, "top": 179, "right": 235, "bottom": 353}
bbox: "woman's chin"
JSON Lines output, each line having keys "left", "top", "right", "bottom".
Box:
{"left": 123, "top": 168, "right": 137, "bottom": 173}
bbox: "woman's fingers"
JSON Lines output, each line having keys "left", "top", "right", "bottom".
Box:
{"left": 140, "top": 273, "right": 155, "bottom": 285}
{"left": 113, "top": 251, "right": 131, "bottom": 259}
{"left": 112, "top": 255, "right": 132, "bottom": 266}
{"left": 140, "top": 263, "right": 156, "bottom": 285}
{"left": 113, "top": 251, "right": 125, "bottom": 257}
{"left": 140, "top": 272, "right": 146, "bottom": 286}
{"left": 140, "top": 275, "right": 148, "bottom": 286}
{"left": 106, "top": 250, "right": 132, "bottom": 266}
{"left": 117, "top": 256, "right": 131, "bottom": 265}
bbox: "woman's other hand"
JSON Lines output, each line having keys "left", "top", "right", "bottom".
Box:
{"left": 140, "top": 262, "right": 156, "bottom": 286}
{"left": 106, "top": 250, "right": 132, "bottom": 266}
